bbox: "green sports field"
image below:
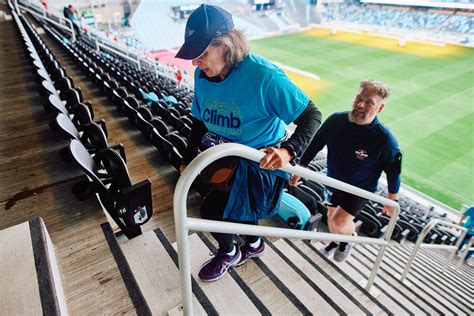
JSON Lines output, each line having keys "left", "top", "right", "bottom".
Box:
{"left": 251, "top": 30, "right": 474, "bottom": 211}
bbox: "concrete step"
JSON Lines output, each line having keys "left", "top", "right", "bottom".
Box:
{"left": 0, "top": 218, "right": 67, "bottom": 315}
{"left": 118, "top": 229, "right": 207, "bottom": 315}
{"left": 396, "top": 243, "right": 473, "bottom": 289}
{"left": 273, "top": 238, "right": 389, "bottom": 315}
{"left": 305, "top": 240, "right": 437, "bottom": 315}
{"left": 364, "top": 243, "right": 472, "bottom": 313}
{"left": 356, "top": 243, "right": 467, "bottom": 315}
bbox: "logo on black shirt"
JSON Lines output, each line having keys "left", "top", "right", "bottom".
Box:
{"left": 355, "top": 149, "right": 368, "bottom": 160}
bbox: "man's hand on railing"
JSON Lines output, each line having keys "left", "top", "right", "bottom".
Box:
{"left": 289, "top": 174, "right": 301, "bottom": 186}
{"left": 259, "top": 147, "right": 292, "bottom": 170}
{"left": 382, "top": 204, "right": 395, "bottom": 217}
{"left": 382, "top": 193, "right": 399, "bottom": 217}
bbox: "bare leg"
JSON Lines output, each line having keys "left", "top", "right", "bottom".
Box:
{"left": 327, "top": 205, "right": 355, "bottom": 238}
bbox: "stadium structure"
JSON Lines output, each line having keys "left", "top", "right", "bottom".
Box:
{"left": 0, "top": 0, "right": 472, "bottom": 315}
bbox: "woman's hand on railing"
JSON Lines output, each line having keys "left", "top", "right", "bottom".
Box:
{"left": 259, "top": 147, "right": 292, "bottom": 170}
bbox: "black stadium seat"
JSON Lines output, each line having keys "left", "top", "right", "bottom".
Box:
{"left": 357, "top": 210, "right": 384, "bottom": 238}
{"left": 56, "top": 113, "right": 124, "bottom": 160}
{"left": 69, "top": 140, "right": 152, "bottom": 238}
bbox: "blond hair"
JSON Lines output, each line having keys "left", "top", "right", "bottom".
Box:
{"left": 360, "top": 79, "right": 390, "bottom": 100}
{"left": 210, "top": 29, "right": 249, "bottom": 67}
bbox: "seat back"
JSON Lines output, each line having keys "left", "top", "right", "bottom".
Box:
{"left": 137, "top": 106, "right": 153, "bottom": 121}
{"left": 69, "top": 103, "right": 93, "bottom": 126}
{"left": 61, "top": 88, "right": 81, "bottom": 109}
{"left": 56, "top": 113, "right": 80, "bottom": 140}
{"left": 55, "top": 76, "right": 73, "bottom": 92}
{"left": 81, "top": 121, "right": 109, "bottom": 150}
{"left": 48, "top": 94, "right": 69, "bottom": 115}
{"left": 151, "top": 118, "right": 170, "bottom": 136}
{"left": 150, "top": 129, "right": 173, "bottom": 157}
{"left": 41, "top": 80, "right": 58, "bottom": 96}
{"left": 135, "top": 113, "right": 154, "bottom": 137}
{"left": 125, "top": 96, "right": 140, "bottom": 109}
{"left": 167, "top": 133, "right": 187, "bottom": 154}
{"left": 100, "top": 148, "right": 132, "bottom": 197}
{"left": 69, "top": 140, "right": 110, "bottom": 199}
{"left": 357, "top": 210, "right": 383, "bottom": 238}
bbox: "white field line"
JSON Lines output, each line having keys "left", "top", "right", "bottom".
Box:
{"left": 273, "top": 61, "right": 320, "bottom": 80}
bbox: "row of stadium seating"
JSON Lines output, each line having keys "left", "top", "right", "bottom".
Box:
{"left": 15, "top": 12, "right": 153, "bottom": 238}
{"left": 323, "top": 3, "right": 474, "bottom": 35}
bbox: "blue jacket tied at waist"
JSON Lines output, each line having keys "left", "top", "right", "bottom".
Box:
{"left": 223, "top": 159, "right": 290, "bottom": 221}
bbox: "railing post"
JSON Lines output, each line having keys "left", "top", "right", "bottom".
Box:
{"left": 174, "top": 220, "right": 192, "bottom": 316}
{"left": 366, "top": 204, "right": 399, "bottom": 290}
{"left": 174, "top": 163, "right": 201, "bottom": 316}
{"left": 442, "top": 229, "right": 467, "bottom": 271}
{"left": 401, "top": 219, "right": 438, "bottom": 282}
{"left": 401, "top": 219, "right": 467, "bottom": 280}
{"left": 455, "top": 238, "right": 472, "bottom": 270}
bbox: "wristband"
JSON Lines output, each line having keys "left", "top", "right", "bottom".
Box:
{"left": 280, "top": 144, "right": 297, "bottom": 166}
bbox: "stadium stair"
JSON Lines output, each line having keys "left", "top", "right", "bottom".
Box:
{"left": 356, "top": 244, "right": 470, "bottom": 315}
{"left": 0, "top": 218, "right": 67, "bottom": 315}
{"left": 101, "top": 222, "right": 474, "bottom": 315}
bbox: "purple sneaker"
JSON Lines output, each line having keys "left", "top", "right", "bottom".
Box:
{"left": 236, "top": 240, "right": 265, "bottom": 266}
{"left": 198, "top": 246, "right": 242, "bottom": 282}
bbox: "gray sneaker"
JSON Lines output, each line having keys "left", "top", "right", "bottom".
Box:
{"left": 333, "top": 234, "right": 356, "bottom": 262}
{"left": 320, "top": 241, "right": 338, "bottom": 258}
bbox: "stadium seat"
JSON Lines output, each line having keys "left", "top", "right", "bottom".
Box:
{"left": 56, "top": 113, "right": 124, "bottom": 160}
{"left": 69, "top": 140, "right": 152, "bottom": 238}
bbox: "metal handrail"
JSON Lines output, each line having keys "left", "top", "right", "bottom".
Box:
{"left": 16, "top": 0, "right": 193, "bottom": 89}
{"left": 15, "top": 0, "right": 76, "bottom": 42}
{"left": 96, "top": 42, "right": 140, "bottom": 66}
{"left": 174, "top": 143, "right": 400, "bottom": 316}
{"left": 400, "top": 219, "right": 467, "bottom": 281}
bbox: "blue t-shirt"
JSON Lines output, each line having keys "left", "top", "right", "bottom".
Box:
{"left": 463, "top": 206, "right": 474, "bottom": 235}
{"left": 192, "top": 52, "right": 308, "bottom": 149}
{"left": 300, "top": 112, "right": 402, "bottom": 193}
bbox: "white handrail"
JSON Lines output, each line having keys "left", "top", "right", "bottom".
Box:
{"left": 400, "top": 219, "right": 467, "bottom": 281}
{"left": 16, "top": 0, "right": 76, "bottom": 42}
{"left": 174, "top": 143, "right": 400, "bottom": 316}
{"left": 96, "top": 42, "right": 140, "bottom": 66}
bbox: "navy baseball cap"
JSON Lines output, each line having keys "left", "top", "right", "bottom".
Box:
{"left": 175, "top": 4, "right": 234, "bottom": 60}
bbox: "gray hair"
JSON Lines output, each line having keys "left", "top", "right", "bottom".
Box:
{"left": 210, "top": 29, "right": 249, "bottom": 67}
{"left": 360, "top": 79, "right": 390, "bottom": 100}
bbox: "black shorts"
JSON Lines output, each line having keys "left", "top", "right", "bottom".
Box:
{"left": 327, "top": 190, "right": 368, "bottom": 217}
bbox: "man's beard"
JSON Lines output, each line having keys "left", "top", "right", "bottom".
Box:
{"left": 348, "top": 109, "right": 367, "bottom": 124}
